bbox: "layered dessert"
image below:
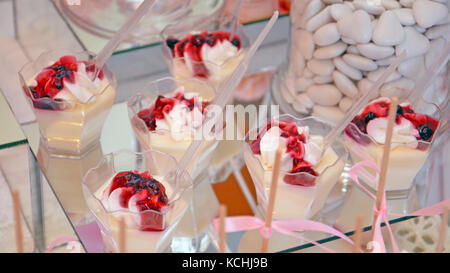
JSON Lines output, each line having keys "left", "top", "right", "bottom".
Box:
{"left": 93, "top": 170, "right": 188, "bottom": 252}
{"left": 345, "top": 97, "right": 440, "bottom": 193}
{"left": 83, "top": 150, "right": 195, "bottom": 253}
{"left": 21, "top": 53, "right": 116, "bottom": 155}
{"left": 128, "top": 83, "right": 219, "bottom": 180}
{"left": 244, "top": 116, "right": 346, "bottom": 219}
{"left": 163, "top": 30, "right": 247, "bottom": 90}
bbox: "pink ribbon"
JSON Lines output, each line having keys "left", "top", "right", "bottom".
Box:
{"left": 349, "top": 161, "right": 450, "bottom": 253}
{"left": 45, "top": 235, "right": 82, "bottom": 253}
{"left": 213, "top": 216, "right": 356, "bottom": 253}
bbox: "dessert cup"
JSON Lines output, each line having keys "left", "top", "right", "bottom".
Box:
{"left": 160, "top": 16, "right": 250, "bottom": 92}
{"left": 19, "top": 49, "right": 117, "bottom": 157}
{"left": 127, "top": 77, "right": 220, "bottom": 180}
{"left": 244, "top": 114, "right": 348, "bottom": 220}
{"left": 344, "top": 98, "right": 442, "bottom": 197}
{"left": 82, "top": 149, "right": 195, "bottom": 253}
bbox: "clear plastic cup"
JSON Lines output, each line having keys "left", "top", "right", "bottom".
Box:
{"left": 160, "top": 16, "right": 250, "bottom": 91}
{"left": 19, "top": 49, "right": 117, "bottom": 157}
{"left": 244, "top": 114, "right": 348, "bottom": 220}
{"left": 344, "top": 98, "right": 442, "bottom": 197}
{"left": 127, "top": 77, "right": 220, "bottom": 180}
{"left": 82, "top": 149, "right": 195, "bottom": 253}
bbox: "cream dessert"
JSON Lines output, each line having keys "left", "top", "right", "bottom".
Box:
{"left": 130, "top": 86, "right": 218, "bottom": 180}
{"left": 244, "top": 116, "right": 346, "bottom": 220}
{"left": 22, "top": 54, "right": 116, "bottom": 155}
{"left": 164, "top": 30, "right": 246, "bottom": 90}
{"left": 345, "top": 97, "right": 440, "bottom": 193}
{"left": 95, "top": 170, "right": 187, "bottom": 253}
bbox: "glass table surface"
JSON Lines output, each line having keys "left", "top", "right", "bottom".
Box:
{"left": 2, "top": 0, "right": 449, "bottom": 253}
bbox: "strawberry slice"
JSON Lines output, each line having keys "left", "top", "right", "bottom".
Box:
{"left": 283, "top": 167, "right": 318, "bottom": 187}
{"left": 361, "top": 98, "right": 390, "bottom": 118}
{"left": 35, "top": 69, "right": 54, "bottom": 86}
{"left": 60, "top": 55, "right": 77, "bottom": 71}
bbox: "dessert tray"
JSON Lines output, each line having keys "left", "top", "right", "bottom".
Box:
{"left": 2, "top": 0, "right": 449, "bottom": 253}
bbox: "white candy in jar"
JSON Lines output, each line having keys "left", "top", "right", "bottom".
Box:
{"left": 281, "top": 0, "right": 449, "bottom": 124}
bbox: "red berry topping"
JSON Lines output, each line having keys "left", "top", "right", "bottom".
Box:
{"left": 106, "top": 171, "right": 169, "bottom": 231}
{"left": 113, "top": 173, "right": 167, "bottom": 210}
{"left": 346, "top": 98, "right": 439, "bottom": 144}
{"left": 250, "top": 120, "right": 319, "bottom": 186}
{"left": 137, "top": 92, "right": 209, "bottom": 132}
{"left": 29, "top": 55, "right": 104, "bottom": 106}
{"left": 167, "top": 31, "right": 242, "bottom": 78}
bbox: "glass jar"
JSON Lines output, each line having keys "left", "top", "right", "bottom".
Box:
{"left": 272, "top": 0, "right": 449, "bottom": 125}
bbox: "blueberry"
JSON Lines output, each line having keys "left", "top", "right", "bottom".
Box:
{"left": 231, "top": 38, "right": 240, "bottom": 47}
{"left": 55, "top": 80, "right": 63, "bottom": 90}
{"left": 205, "top": 36, "right": 217, "bottom": 46}
{"left": 418, "top": 125, "right": 433, "bottom": 140}
{"left": 166, "top": 38, "right": 179, "bottom": 50}
{"left": 396, "top": 105, "right": 403, "bottom": 116}
{"left": 364, "top": 112, "right": 376, "bottom": 124}
{"left": 122, "top": 172, "right": 142, "bottom": 185}
{"left": 190, "top": 35, "right": 204, "bottom": 47}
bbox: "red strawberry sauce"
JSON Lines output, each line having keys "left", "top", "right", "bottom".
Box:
{"left": 166, "top": 31, "right": 241, "bottom": 78}
{"left": 345, "top": 98, "right": 439, "bottom": 145}
{"left": 250, "top": 120, "right": 319, "bottom": 187}
{"left": 137, "top": 91, "right": 209, "bottom": 131}
{"left": 29, "top": 55, "right": 104, "bottom": 100}
{"left": 107, "top": 171, "right": 169, "bottom": 231}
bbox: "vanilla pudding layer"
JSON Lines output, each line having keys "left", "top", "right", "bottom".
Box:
{"left": 95, "top": 176, "right": 189, "bottom": 253}
{"left": 245, "top": 138, "right": 345, "bottom": 220}
{"left": 34, "top": 85, "right": 115, "bottom": 154}
{"left": 345, "top": 134, "right": 428, "bottom": 192}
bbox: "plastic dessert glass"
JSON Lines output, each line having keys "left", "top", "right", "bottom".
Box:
{"left": 82, "top": 149, "right": 195, "bottom": 253}
{"left": 127, "top": 77, "right": 220, "bottom": 180}
{"left": 344, "top": 98, "right": 442, "bottom": 197}
{"left": 19, "top": 49, "right": 117, "bottom": 157}
{"left": 160, "top": 16, "right": 250, "bottom": 92}
{"left": 244, "top": 115, "right": 348, "bottom": 220}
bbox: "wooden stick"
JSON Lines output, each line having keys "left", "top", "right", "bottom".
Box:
{"left": 261, "top": 146, "right": 283, "bottom": 253}
{"left": 352, "top": 214, "right": 364, "bottom": 253}
{"left": 371, "top": 96, "right": 399, "bottom": 239}
{"left": 12, "top": 190, "right": 24, "bottom": 253}
{"left": 118, "top": 216, "right": 126, "bottom": 253}
{"left": 436, "top": 205, "right": 449, "bottom": 253}
{"left": 219, "top": 204, "right": 227, "bottom": 253}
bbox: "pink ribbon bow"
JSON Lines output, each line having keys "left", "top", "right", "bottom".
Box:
{"left": 213, "top": 216, "right": 356, "bottom": 253}
{"left": 349, "top": 160, "right": 450, "bottom": 253}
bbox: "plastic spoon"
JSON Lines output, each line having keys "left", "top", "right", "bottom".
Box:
{"left": 408, "top": 42, "right": 450, "bottom": 106}
{"left": 91, "top": 0, "right": 157, "bottom": 80}
{"left": 323, "top": 51, "right": 407, "bottom": 147}
{"left": 177, "top": 11, "right": 279, "bottom": 174}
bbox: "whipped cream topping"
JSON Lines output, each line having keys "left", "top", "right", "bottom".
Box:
{"left": 199, "top": 39, "right": 240, "bottom": 74}
{"left": 168, "top": 31, "right": 242, "bottom": 79}
{"left": 367, "top": 116, "right": 419, "bottom": 148}
{"left": 156, "top": 99, "right": 204, "bottom": 141}
{"left": 348, "top": 97, "right": 439, "bottom": 148}
{"left": 258, "top": 125, "right": 324, "bottom": 171}
{"left": 138, "top": 87, "right": 209, "bottom": 141}
{"left": 259, "top": 127, "right": 292, "bottom": 171}
{"left": 59, "top": 63, "right": 108, "bottom": 104}
{"left": 30, "top": 59, "right": 109, "bottom": 105}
